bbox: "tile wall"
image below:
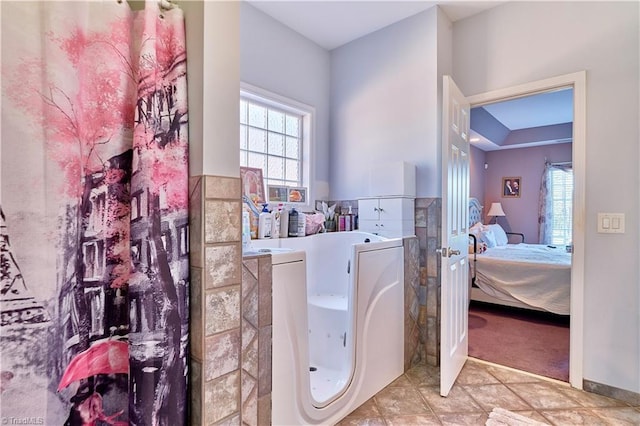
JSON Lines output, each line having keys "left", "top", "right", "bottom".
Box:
{"left": 190, "top": 175, "right": 244, "bottom": 425}
{"left": 414, "top": 198, "right": 442, "bottom": 366}
{"left": 403, "top": 235, "right": 421, "bottom": 369}
{"left": 240, "top": 255, "right": 273, "bottom": 426}
{"left": 189, "top": 185, "right": 441, "bottom": 424}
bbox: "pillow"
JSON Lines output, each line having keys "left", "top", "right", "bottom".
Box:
{"left": 469, "top": 222, "right": 484, "bottom": 239}
{"left": 488, "top": 223, "right": 508, "bottom": 247}
{"left": 480, "top": 227, "right": 497, "bottom": 248}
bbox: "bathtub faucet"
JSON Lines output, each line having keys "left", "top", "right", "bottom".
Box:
{"left": 242, "top": 195, "right": 261, "bottom": 217}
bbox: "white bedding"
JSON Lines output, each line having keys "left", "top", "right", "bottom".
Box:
{"left": 472, "top": 243, "right": 571, "bottom": 315}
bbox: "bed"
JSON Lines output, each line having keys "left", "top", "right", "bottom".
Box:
{"left": 468, "top": 198, "right": 571, "bottom": 315}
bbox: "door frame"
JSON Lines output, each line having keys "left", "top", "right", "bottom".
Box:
{"left": 465, "top": 71, "right": 585, "bottom": 389}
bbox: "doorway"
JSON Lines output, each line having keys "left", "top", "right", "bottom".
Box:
{"left": 467, "top": 88, "right": 573, "bottom": 381}
{"left": 456, "top": 71, "right": 586, "bottom": 390}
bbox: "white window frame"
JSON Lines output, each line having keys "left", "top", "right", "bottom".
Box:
{"left": 240, "top": 82, "right": 315, "bottom": 209}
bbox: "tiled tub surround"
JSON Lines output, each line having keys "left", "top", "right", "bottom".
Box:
{"left": 190, "top": 175, "right": 245, "bottom": 425}
{"left": 403, "top": 236, "right": 421, "bottom": 370}
{"left": 414, "top": 198, "right": 442, "bottom": 367}
{"left": 190, "top": 187, "right": 423, "bottom": 425}
{"left": 240, "top": 254, "right": 273, "bottom": 426}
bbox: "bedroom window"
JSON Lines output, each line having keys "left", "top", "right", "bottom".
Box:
{"left": 240, "top": 84, "right": 313, "bottom": 203}
{"left": 548, "top": 166, "right": 573, "bottom": 245}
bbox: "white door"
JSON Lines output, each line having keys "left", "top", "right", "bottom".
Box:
{"left": 440, "top": 75, "right": 470, "bottom": 397}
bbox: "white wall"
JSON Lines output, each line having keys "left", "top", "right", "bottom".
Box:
{"left": 330, "top": 7, "right": 450, "bottom": 199}
{"left": 469, "top": 145, "right": 486, "bottom": 203}
{"left": 183, "top": 1, "right": 240, "bottom": 177}
{"left": 453, "top": 1, "right": 639, "bottom": 394}
{"left": 239, "top": 3, "right": 331, "bottom": 201}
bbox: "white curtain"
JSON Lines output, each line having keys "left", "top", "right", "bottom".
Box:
{"left": 538, "top": 162, "right": 573, "bottom": 244}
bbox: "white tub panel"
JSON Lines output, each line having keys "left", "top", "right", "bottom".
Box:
{"left": 269, "top": 233, "right": 405, "bottom": 426}
{"left": 353, "top": 246, "right": 405, "bottom": 404}
{"left": 271, "top": 251, "right": 310, "bottom": 426}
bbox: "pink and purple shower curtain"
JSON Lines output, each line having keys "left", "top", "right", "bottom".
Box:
{"left": 1, "top": 1, "right": 189, "bottom": 424}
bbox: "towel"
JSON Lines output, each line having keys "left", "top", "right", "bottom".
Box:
{"left": 485, "top": 407, "right": 549, "bottom": 426}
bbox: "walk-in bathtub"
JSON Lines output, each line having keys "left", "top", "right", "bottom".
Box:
{"left": 251, "top": 231, "right": 404, "bottom": 425}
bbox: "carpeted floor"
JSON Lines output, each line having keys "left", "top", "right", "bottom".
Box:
{"left": 468, "top": 301, "right": 570, "bottom": 382}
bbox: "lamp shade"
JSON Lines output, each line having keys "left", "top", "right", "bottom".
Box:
{"left": 487, "top": 202, "right": 506, "bottom": 217}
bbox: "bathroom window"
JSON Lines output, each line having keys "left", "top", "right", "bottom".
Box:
{"left": 240, "top": 84, "right": 314, "bottom": 200}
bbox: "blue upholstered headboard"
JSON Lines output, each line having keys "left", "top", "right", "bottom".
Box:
{"left": 469, "top": 198, "right": 483, "bottom": 227}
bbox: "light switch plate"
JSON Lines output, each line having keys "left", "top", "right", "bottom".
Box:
{"left": 597, "top": 213, "right": 625, "bottom": 233}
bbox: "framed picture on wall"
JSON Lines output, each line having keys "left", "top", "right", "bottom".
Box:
{"left": 240, "top": 167, "right": 266, "bottom": 205}
{"left": 267, "top": 185, "right": 288, "bottom": 203}
{"left": 287, "top": 187, "right": 307, "bottom": 204}
{"left": 502, "top": 177, "right": 521, "bottom": 198}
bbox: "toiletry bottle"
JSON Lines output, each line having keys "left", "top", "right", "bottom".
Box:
{"left": 258, "top": 204, "right": 272, "bottom": 239}
{"left": 271, "top": 206, "right": 281, "bottom": 239}
{"left": 280, "top": 206, "right": 289, "bottom": 238}
{"left": 288, "top": 207, "right": 298, "bottom": 237}
{"left": 297, "top": 211, "right": 306, "bottom": 237}
{"left": 338, "top": 214, "right": 346, "bottom": 232}
{"left": 243, "top": 204, "right": 258, "bottom": 239}
{"left": 242, "top": 211, "right": 251, "bottom": 251}
{"left": 345, "top": 206, "right": 353, "bottom": 231}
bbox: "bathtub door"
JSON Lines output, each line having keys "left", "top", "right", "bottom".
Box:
{"left": 439, "top": 76, "right": 470, "bottom": 397}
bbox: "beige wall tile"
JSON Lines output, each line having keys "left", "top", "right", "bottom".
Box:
{"left": 257, "top": 395, "right": 272, "bottom": 426}
{"left": 205, "top": 175, "right": 241, "bottom": 200}
{"left": 257, "top": 256, "right": 272, "bottom": 327}
{"left": 241, "top": 371, "right": 258, "bottom": 426}
{"left": 189, "top": 176, "right": 203, "bottom": 268}
{"left": 204, "top": 371, "right": 240, "bottom": 424}
{"left": 205, "top": 286, "right": 241, "bottom": 335}
{"left": 205, "top": 200, "right": 241, "bottom": 243}
{"left": 242, "top": 320, "right": 258, "bottom": 378}
{"left": 257, "top": 326, "right": 272, "bottom": 397}
{"left": 205, "top": 244, "right": 241, "bottom": 288}
{"left": 190, "top": 359, "right": 202, "bottom": 426}
{"left": 205, "top": 329, "right": 241, "bottom": 381}
{"left": 191, "top": 266, "right": 204, "bottom": 360}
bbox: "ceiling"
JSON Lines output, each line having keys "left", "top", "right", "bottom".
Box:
{"left": 246, "top": 1, "right": 505, "bottom": 51}
{"left": 470, "top": 88, "right": 574, "bottom": 152}
{"left": 244, "top": 1, "right": 573, "bottom": 151}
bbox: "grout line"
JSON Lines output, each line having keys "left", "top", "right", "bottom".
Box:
{"left": 468, "top": 357, "right": 571, "bottom": 387}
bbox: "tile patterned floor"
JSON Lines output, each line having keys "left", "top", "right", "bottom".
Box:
{"left": 338, "top": 359, "right": 640, "bottom": 425}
